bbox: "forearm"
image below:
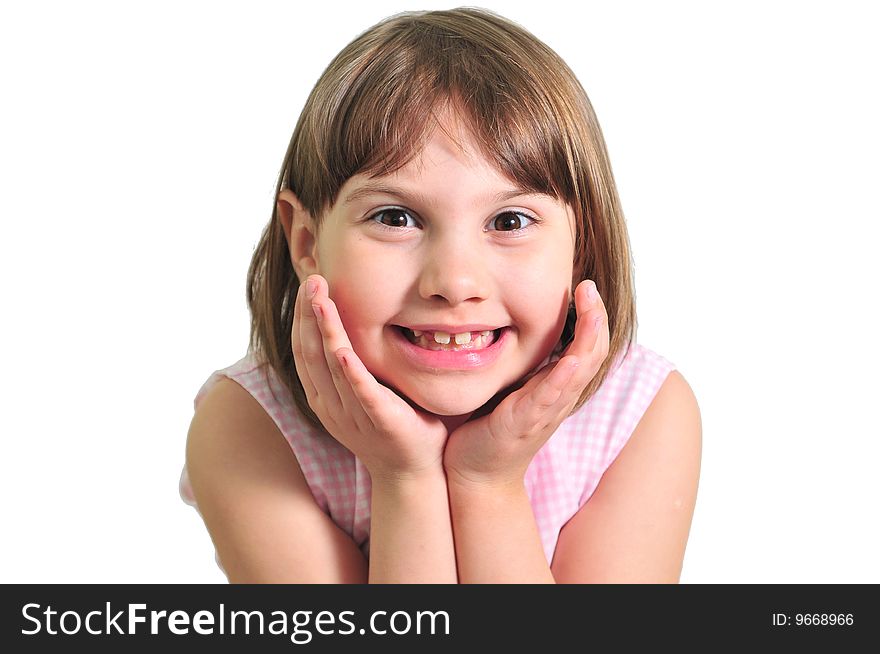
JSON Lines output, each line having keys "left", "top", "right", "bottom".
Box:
{"left": 447, "top": 479, "right": 555, "bottom": 583}
{"left": 367, "top": 471, "right": 458, "bottom": 583}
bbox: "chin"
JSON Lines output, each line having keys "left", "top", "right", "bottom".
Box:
{"left": 392, "top": 384, "right": 494, "bottom": 417}
{"left": 410, "top": 395, "right": 487, "bottom": 417}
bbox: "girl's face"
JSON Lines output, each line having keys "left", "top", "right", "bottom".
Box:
{"left": 311, "top": 118, "right": 576, "bottom": 426}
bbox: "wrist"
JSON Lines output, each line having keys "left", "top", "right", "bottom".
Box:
{"left": 444, "top": 465, "right": 527, "bottom": 499}
{"left": 369, "top": 464, "right": 448, "bottom": 492}
{"left": 364, "top": 453, "right": 446, "bottom": 486}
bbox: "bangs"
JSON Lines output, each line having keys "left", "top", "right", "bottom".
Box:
{"left": 316, "top": 15, "right": 582, "bottom": 210}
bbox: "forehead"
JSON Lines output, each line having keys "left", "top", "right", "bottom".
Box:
{"left": 390, "top": 109, "right": 497, "bottom": 180}
{"left": 342, "top": 139, "right": 544, "bottom": 209}
{"left": 420, "top": 110, "right": 486, "bottom": 160}
{"left": 365, "top": 116, "right": 515, "bottom": 188}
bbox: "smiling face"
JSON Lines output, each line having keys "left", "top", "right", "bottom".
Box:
{"left": 289, "top": 114, "right": 576, "bottom": 425}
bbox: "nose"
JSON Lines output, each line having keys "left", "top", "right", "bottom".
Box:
{"left": 417, "top": 231, "right": 491, "bottom": 305}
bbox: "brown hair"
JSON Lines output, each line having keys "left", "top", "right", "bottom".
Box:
{"left": 246, "top": 7, "right": 637, "bottom": 431}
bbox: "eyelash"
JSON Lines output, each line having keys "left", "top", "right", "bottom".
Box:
{"left": 365, "top": 207, "right": 542, "bottom": 236}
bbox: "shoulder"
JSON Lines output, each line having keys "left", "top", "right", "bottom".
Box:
{"left": 582, "top": 342, "right": 678, "bottom": 432}
{"left": 551, "top": 368, "right": 702, "bottom": 583}
{"left": 187, "top": 376, "right": 302, "bottom": 495}
{"left": 189, "top": 376, "right": 280, "bottom": 449}
{"left": 629, "top": 368, "right": 702, "bottom": 453}
{"left": 186, "top": 377, "right": 368, "bottom": 583}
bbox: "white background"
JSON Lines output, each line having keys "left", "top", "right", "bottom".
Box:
{"left": 2, "top": 0, "right": 877, "bottom": 583}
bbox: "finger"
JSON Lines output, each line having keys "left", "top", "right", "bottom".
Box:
{"left": 299, "top": 275, "right": 344, "bottom": 418}
{"left": 512, "top": 355, "right": 581, "bottom": 428}
{"left": 335, "top": 345, "right": 429, "bottom": 438}
{"left": 562, "top": 279, "right": 609, "bottom": 367}
{"left": 291, "top": 279, "right": 319, "bottom": 408}
{"left": 309, "top": 278, "right": 380, "bottom": 433}
{"left": 308, "top": 276, "right": 355, "bottom": 355}
{"left": 333, "top": 346, "right": 388, "bottom": 433}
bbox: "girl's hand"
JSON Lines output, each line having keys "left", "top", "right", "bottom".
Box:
{"left": 292, "top": 275, "right": 449, "bottom": 481}
{"left": 442, "top": 279, "right": 610, "bottom": 489}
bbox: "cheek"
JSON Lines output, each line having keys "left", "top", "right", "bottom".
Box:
{"left": 503, "top": 249, "right": 573, "bottom": 325}
{"left": 321, "top": 245, "right": 405, "bottom": 338}
{"left": 325, "top": 277, "right": 392, "bottom": 335}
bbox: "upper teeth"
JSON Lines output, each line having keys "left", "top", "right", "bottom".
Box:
{"left": 410, "top": 329, "right": 494, "bottom": 344}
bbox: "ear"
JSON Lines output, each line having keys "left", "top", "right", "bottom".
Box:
{"left": 277, "top": 188, "right": 320, "bottom": 278}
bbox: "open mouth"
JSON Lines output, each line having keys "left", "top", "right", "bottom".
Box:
{"left": 395, "top": 326, "right": 506, "bottom": 352}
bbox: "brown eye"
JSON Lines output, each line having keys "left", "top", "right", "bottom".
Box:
{"left": 371, "top": 208, "right": 416, "bottom": 229}
{"left": 492, "top": 211, "right": 535, "bottom": 232}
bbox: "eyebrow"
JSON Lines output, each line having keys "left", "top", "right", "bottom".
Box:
{"left": 342, "top": 182, "right": 542, "bottom": 208}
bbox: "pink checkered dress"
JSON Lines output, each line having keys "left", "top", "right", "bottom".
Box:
{"left": 179, "top": 342, "right": 675, "bottom": 575}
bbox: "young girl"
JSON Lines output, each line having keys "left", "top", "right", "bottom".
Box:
{"left": 180, "top": 7, "right": 701, "bottom": 583}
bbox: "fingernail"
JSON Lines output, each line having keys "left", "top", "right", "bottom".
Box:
{"left": 585, "top": 281, "right": 597, "bottom": 303}
{"left": 306, "top": 279, "right": 317, "bottom": 298}
{"left": 312, "top": 303, "right": 323, "bottom": 322}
